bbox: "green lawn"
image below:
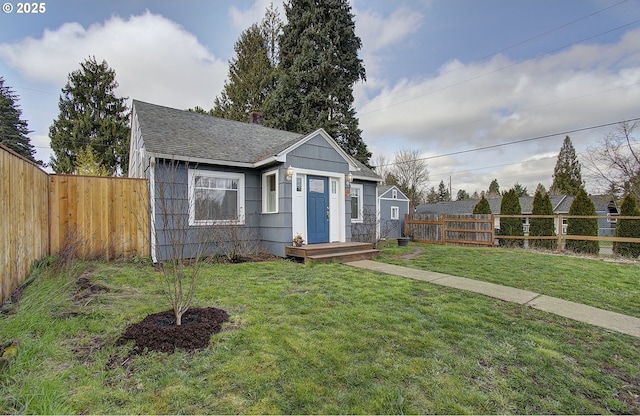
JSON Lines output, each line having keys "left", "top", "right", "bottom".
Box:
{"left": 1, "top": 253, "right": 639, "bottom": 414}
{"left": 377, "top": 241, "right": 640, "bottom": 318}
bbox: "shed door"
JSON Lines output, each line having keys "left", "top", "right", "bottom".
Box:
{"left": 307, "top": 176, "right": 329, "bottom": 244}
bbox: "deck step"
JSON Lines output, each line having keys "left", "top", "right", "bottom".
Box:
{"left": 306, "top": 249, "right": 380, "bottom": 264}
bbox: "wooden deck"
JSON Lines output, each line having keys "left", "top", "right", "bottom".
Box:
{"left": 285, "top": 242, "right": 380, "bottom": 264}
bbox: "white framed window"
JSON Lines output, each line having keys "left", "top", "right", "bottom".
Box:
{"left": 188, "top": 169, "right": 244, "bottom": 225}
{"left": 262, "top": 170, "right": 278, "bottom": 213}
{"left": 392, "top": 189, "right": 398, "bottom": 199}
{"left": 350, "top": 184, "right": 363, "bottom": 222}
{"left": 391, "top": 206, "right": 399, "bottom": 220}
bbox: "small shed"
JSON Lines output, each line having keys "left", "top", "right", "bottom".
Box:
{"left": 377, "top": 185, "right": 410, "bottom": 239}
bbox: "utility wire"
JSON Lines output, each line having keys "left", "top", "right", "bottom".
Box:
{"left": 373, "top": 117, "right": 640, "bottom": 168}
{"left": 368, "top": 0, "right": 630, "bottom": 105}
{"left": 361, "top": 18, "right": 640, "bottom": 116}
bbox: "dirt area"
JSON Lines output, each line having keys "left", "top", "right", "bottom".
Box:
{"left": 116, "top": 307, "right": 229, "bottom": 354}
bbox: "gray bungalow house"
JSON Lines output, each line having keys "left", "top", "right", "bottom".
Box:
{"left": 128, "top": 100, "right": 380, "bottom": 261}
{"left": 376, "top": 185, "right": 410, "bottom": 238}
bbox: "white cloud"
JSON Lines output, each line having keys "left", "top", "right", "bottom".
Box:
{"left": 358, "top": 27, "right": 640, "bottom": 194}
{"left": 229, "top": 0, "right": 285, "bottom": 30}
{"left": 0, "top": 11, "right": 228, "bottom": 110}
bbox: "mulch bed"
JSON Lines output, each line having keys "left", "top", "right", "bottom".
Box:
{"left": 117, "top": 307, "right": 230, "bottom": 354}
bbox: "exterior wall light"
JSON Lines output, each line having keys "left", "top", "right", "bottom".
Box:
{"left": 346, "top": 172, "right": 353, "bottom": 184}
{"left": 286, "top": 165, "right": 294, "bottom": 181}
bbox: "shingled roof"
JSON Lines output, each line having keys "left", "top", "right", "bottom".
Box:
{"left": 133, "top": 100, "right": 303, "bottom": 165}
{"left": 415, "top": 195, "right": 574, "bottom": 215}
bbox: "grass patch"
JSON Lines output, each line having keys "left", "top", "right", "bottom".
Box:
{"left": 0, "top": 257, "right": 639, "bottom": 414}
{"left": 378, "top": 242, "right": 640, "bottom": 318}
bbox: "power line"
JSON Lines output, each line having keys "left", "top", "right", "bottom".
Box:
{"left": 360, "top": 18, "right": 640, "bottom": 116}
{"left": 373, "top": 117, "right": 640, "bottom": 168}
{"left": 366, "top": 0, "right": 630, "bottom": 107}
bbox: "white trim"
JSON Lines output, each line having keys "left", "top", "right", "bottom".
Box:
{"left": 391, "top": 206, "right": 400, "bottom": 220}
{"left": 350, "top": 183, "right": 364, "bottom": 223}
{"left": 188, "top": 169, "right": 245, "bottom": 226}
{"left": 262, "top": 169, "right": 279, "bottom": 214}
{"left": 290, "top": 167, "right": 346, "bottom": 243}
{"left": 276, "top": 129, "right": 360, "bottom": 171}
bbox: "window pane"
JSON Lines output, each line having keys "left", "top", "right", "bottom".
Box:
{"left": 351, "top": 195, "right": 359, "bottom": 219}
{"left": 266, "top": 174, "right": 276, "bottom": 212}
{"left": 195, "top": 188, "right": 237, "bottom": 221}
{"left": 309, "top": 179, "right": 324, "bottom": 193}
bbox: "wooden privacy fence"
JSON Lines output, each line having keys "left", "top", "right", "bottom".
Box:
{"left": 405, "top": 213, "right": 640, "bottom": 248}
{"left": 1, "top": 145, "right": 150, "bottom": 304}
{"left": 49, "top": 175, "right": 149, "bottom": 260}
{"left": 405, "top": 214, "right": 494, "bottom": 246}
{"left": 1, "top": 145, "right": 49, "bottom": 305}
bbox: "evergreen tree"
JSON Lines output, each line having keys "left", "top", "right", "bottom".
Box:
{"left": 264, "top": 0, "right": 370, "bottom": 165}
{"left": 0, "top": 77, "right": 41, "bottom": 164}
{"left": 213, "top": 17, "right": 278, "bottom": 122}
{"left": 499, "top": 188, "right": 524, "bottom": 247}
{"left": 487, "top": 179, "right": 500, "bottom": 197}
{"left": 614, "top": 194, "right": 640, "bottom": 258}
{"left": 513, "top": 182, "right": 529, "bottom": 197}
{"left": 530, "top": 188, "right": 556, "bottom": 250}
{"left": 437, "top": 180, "right": 451, "bottom": 201}
{"left": 566, "top": 188, "right": 599, "bottom": 254}
{"left": 550, "top": 136, "right": 583, "bottom": 196}
{"left": 473, "top": 195, "right": 491, "bottom": 214}
{"left": 456, "top": 189, "right": 470, "bottom": 200}
{"left": 425, "top": 186, "right": 438, "bottom": 203}
{"left": 75, "top": 146, "right": 108, "bottom": 176}
{"left": 49, "top": 57, "right": 130, "bottom": 175}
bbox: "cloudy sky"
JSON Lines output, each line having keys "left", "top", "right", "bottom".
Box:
{"left": 1, "top": 0, "right": 639, "bottom": 197}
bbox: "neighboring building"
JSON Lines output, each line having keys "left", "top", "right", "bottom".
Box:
{"left": 590, "top": 195, "right": 619, "bottom": 237}
{"left": 376, "top": 185, "right": 410, "bottom": 239}
{"left": 128, "top": 100, "right": 380, "bottom": 261}
{"left": 415, "top": 194, "right": 618, "bottom": 236}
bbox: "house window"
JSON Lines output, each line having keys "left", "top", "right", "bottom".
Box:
{"left": 391, "top": 206, "right": 399, "bottom": 220}
{"left": 392, "top": 189, "right": 398, "bottom": 199}
{"left": 262, "top": 170, "right": 278, "bottom": 213}
{"left": 351, "top": 184, "right": 363, "bottom": 222}
{"left": 189, "top": 169, "right": 244, "bottom": 225}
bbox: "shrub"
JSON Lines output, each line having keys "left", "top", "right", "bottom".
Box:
{"left": 530, "top": 189, "right": 556, "bottom": 250}
{"left": 473, "top": 196, "right": 491, "bottom": 214}
{"left": 499, "top": 189, "right": 523, "bottom": 248}
{"left": 566, "top": 189, "right": 599, "bottom": 254}
{"left": 614, "top": 194, "right": 640, "bottom": 258}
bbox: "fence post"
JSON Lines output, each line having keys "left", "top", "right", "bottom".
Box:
{"left": 557, "top": 214, "right": 563, "bottom": 253}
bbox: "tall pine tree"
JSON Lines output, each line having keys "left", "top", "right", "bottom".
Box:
{"left": 0, "top": 77, "right": 41, "bottom": 165}
{"left": 213, "top": 11, "right": 279, "bottom": 122}
{"left": 49, "top": 57, "right": 130, "bottom": 175}
{"left": 550, "top": 136, "right": 583, "bottom": 196}
{"left": 264, "top": 0, "right": 371, "bottom": 165}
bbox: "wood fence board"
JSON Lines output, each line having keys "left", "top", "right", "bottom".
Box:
{"left": 1, "top": 146, "right": 49, "bottom": 304}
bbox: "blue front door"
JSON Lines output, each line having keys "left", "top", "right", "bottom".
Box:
{"left": 307, "top": 176, "right": 329, "bottom": 244}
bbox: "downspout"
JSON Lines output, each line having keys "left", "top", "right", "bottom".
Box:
{"left": 149, "top": 156, "right": 157, "bottom": 263}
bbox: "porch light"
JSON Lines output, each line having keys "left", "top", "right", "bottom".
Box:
{"left": 286, "top": 165, "right": 294, "bottom": 181}
{"left": 346, "top": 172, "right": 353, "bottom": 184}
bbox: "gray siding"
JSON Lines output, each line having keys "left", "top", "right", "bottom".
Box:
{"left": 259, "top": 164, "right": 291, "bottom": 257}
{"left": 379, "top": 186, "right": 410, "bottom": 238}
{"left": 350, "top": 180, "right": 378, "bottom": 243}
{"left": 152, "top": 160, "right": 261, "bottom": 262}
{"left": 286, "top": 133, "right": 350, "bottom": 174}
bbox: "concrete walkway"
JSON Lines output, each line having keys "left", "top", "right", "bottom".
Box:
{"left": 345, "top": 260, "right": 640, "bottom": 339}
